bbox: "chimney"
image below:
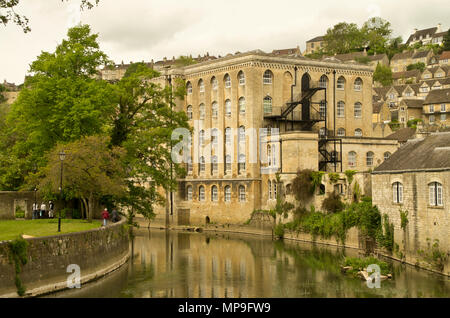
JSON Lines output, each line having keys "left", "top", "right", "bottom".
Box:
{"left": 437, "top": 23, "right": 442, "bottom": 32}
{"left": 206, "top": 52, "right": 209, "bottom": 57}
{"left": 413, "top": 28, "right": 418, "bottom": 33}
{"left": 172, "top": 56, "right": 175, "bottom": 61}
{"left": 163, "top": 57, "right": 167, "bottom": 62}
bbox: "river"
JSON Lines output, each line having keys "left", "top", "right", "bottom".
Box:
{"left": 44, "top": 228, "right": 450, "bottom": 298}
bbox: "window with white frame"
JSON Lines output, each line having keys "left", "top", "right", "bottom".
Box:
{"left": 337, "top": 76, "right": 345, "bottom": 90}
{"left": 354, "top": 77, "right": 363, "bottom": 91}
{"left": 199, "top": 156, "right": 205, "bottom": 173}
{"left": 263, "top": 70, "right": 273, "bottom": 84}
{"left": 429, "top": 115, "right": 435, "bottom": 123}
{"left": 263, "top": 96, "right": 272, "bottom": 113}
{"left": 239, "top": 126, "right": 245, "bottom": 144}
{"left": 211, "top": 129, "right": 218, "bottom": 148}
{"left": 384, "top": 152, "right": 391, "bottom": 161}
{"left": 211, "top": 77, "right": 218, "bottom": 90}
{"left": 224, "top": 74, "right": 231, "bottom": 88}
{"left": 392, "top": 182, "right": 403, "bottom": 203}
{"left": 319, "top": 127, "right": 326, "bottom": 137}
{"left": 238, "top": 154, "right": 246, "bottom": 173}
{"left": 354, "top": 102, "right": 362, "bottom": 118}
{"left": 267, "top": 144, "right": 272, "bottom": 166}
{"left": 238, "top": 71, "right": 245, "bottom": 85}
{"left": 187, "top": 82, "right": 192, "bottom": 94}
{"left": 273, "top": 180, "right": 277, "bottom": 199}
{"left": 430, "top": 105, "right": 435, "bottom": 113}
{"left": 199, "top": 79, "right": 205, "bottom": 93}
{"left": 337, "top": 128, "right": 346, "bottom": 137}
{"left": 337, "top": 101, "right": 345, "bottom": 117}
{"left": 212, "top": 102, "right": 218, "bottom": 118}
{"left": 354, "top": 129, "right": 362, "bottom": 137}
{"left": 429, "top": 182, "right": 443, "bottom": 206}
{"left": 366, "top": 151, "right": 374, "bottom": 166}
{"left": 186, "top": 186, "right": 193, "bottom": 201}
{"left": 199, "top": 186, "right": 205, "bottom": 201}
{"left": 348, "top": 151, "right": 356, "bottom": 167}
{"left": 187, "top": 155, "right": 193, "bottom": 174}
{"left": 199, "top": 129, "right": 205, "bottom": 147}
{"left": 225, "top": 155, "right": 231, "bottom": 172}
{"left": 225, "top": 99, "right": 231, "bottom": 116}
{"left": 211, "top": 185, "right": 218, "bottom": 202}
{"left": 319, "top": 75, "right": 328, "bottom": 88}
{"left": 187, "top": 105, "right": 193, "bottom": 120}
{"left": 441, "top": 104, "right": 446, "bottom": 112}
{"left": 224, "top": 186, "right": 231, "bottom": 202}
{"left": 239, "top": 185, "right": 246, "bottom": 202}
{"left": 225, "top": 127, "right": 231, "bottom": 145}
{"left": 199, "top": 103, "right": 205, "bottom": 119}
{"left": 268, "top": 180, "right": 272, "bottom": 199}
{"left": 441, "top": 114, "right": 446, "bottom": 121}
{"left": 239, "top": 97, "right": 246, "bottom": 114}
{"left": 319, "top": 100, "right": 326, "bottom": 119}
{"left": 211, "top": 155, "right": 218, "bottom": 174}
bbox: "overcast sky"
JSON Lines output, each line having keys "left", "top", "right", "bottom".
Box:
{"left": 1, "top": 0, "right": 449, "bottom": 84}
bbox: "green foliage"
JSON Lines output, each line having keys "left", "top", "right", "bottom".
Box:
{"left": 407, "top": 118, "right": 422, "bottom": 129}
{"left": 373, "top": 63, "right": 393, "bottom": 86}
{"left": 443, "top": 29, "right": 450, "bottom": 51}
{"left": 354, "top": 56, "right": 371, "bottom": 64}
{"left": 274, "top": 223, "right": 285, "bottom": 239}
{"left": 8, "top": 236, "right": 28, "bottom": 296}
{"left": 15, "top": 206, "right": 25, "bottom": 218}
{"left": 328, "top": 172, "right": 340, "bottom": 184}
{"left": 353, "top": 181, "right": 361, "bottom": 203}
{"left": 377, "top": 214, "right": 394, "bottom": 252}
{"left": 292, "top": 169, "right": 314, "bottom": 202}
{"left": 361, "top": 17, "right": 392, "bottom": 54}
{"left": 388, "top": 120, "right": 401, "bottom": 131}
{"left": 406, "top": 62, "right": 426, "bottom": 72}
{"left": 323, "top": 22, "right": 365, "bottom": 54}
{"left": 418, "top": 239, "right": 448, "bottom": 271}
{"left": 174, "top": 55, "right": 198, "bottom": 67}
{"left": 321, "top": 191, "right": 344, "bottom": 214}
{"left": 344, "top": 170, "right": 357, "bottom": 185}
{"left": 399, "top": 209, "right": 409, "bottom": 230}
{"left": 342, "top": 256, "right": 391, "bottom": 276}
{"left": 311, "top": 171, "right": 325, "bottom": 193}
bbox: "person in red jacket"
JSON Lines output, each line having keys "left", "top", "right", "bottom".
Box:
{"left": 102, "top": 208, "right": 109, "bottom": 227}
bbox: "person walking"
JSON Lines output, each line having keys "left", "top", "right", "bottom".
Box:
{"left": 32, "top": 202, "right": 38, "bottom": 220}
{"left": 48, "top": 200, "right": 54, "bottom": 218}
{"left": 111, "top": 208, "right": 119, "bottom": 223}
{"left": 40, "top": 202, "right": 46, "bottom": 219}
{"left": 102, "top": 208, "right": 109, "bottom": 227}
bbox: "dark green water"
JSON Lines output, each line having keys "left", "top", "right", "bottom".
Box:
{"left": 45, "top": 229, "right": 450, "bottom": 298}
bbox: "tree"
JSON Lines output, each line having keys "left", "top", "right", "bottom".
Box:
{"left": 442, "top": 29, "right": 450, "bottom": 51}
{"left": 386, "top": 36, "right": 406, "bottom": 60}
{"left": 31, "top": 135, "right": 126, "bottom": 221}
{"left": 323, "top": 22, "right": 365, "bottom": 54}
{"left": 406, "top": 62, "right": 426, "bottom": 72}
{"left": 0, "top": 0, "right": 100, "bottom": 32}
{"left": 373, "top": 63, "right": 393, "bottom": 87}
{"left": 0, "top": 25, "right": 114, "bottom": 190}
{"left": 361, "top": 17, "right": 392, "bottom": 54}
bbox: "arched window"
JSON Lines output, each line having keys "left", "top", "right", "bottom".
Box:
{"left": 239, "top": 126, "right": 245, "bottom": 143}
{"left": 239, "top": 97, "right": 246, "bottom": 114}
{"left": 211, "top": 185, "right": 218, "bottom": 201}
{"left": 224, "top": 186, "right": 231, "bottom": 202}
{"left": 211, "top": 128, "right": 218, "bottom": 147}
{"left": 392, "top": 182, "right": 403, "bottom": 203}
{"left": 348, "top": 151, "right": 356, "bottom": 167}
{"left": 199, "top": 79, "right": 205, "bottom": 93}
{"left": 211, "top": 102, "right": 218, "bottom": 118}
{"left": 366, "top": 151, "right": 374, "bottom": 166}
{"left": 211, "top": 77, "right": 218, "bottom": 90}
{"left": 268, "top": 180, "right": 272, "bottom": 199}
{"left": 239, "top": 185, "right": 246, "bottom": 202}
{"left": 337, "top": 76, "right": 346, "bottom": 90}
{"left": 211, "top": 155, "right": 218, "bottom": 174}
{"left": 199, "top": 156, "right": 205, "bottom": 173}
{"left": 263, "top": 96, "right": 272, "bottom": 113}
{"left": 225, "top": 127, "right": 232, "bottom": 145}
{"left": 354, "top": 102, "right": 362, "bottom": 118}
{"left": 238, "top": 154, "right": 246, "bottom": 173}
{"left": 354, "top": 77, "right": 363, "bottom": 91}
{"left": 225, "top": 154, "right": 231, "bottom": 172}
{"left": 354, "top": 129, "right": 363, "bottom": 137}
{"left": 384, "top": 152, "right": 391, "bottom": 161}
{"left": 263, "top": 70, "right": 273, "bottom": 84}
{"left": 187, "top": 105, "right": 193, "bottom": 120}
{"left": 225, "top": 99, "right": 231, "bottom": 116}
{"left": 267, "top": 144, "right": 272, "bottom": 166}
{"left": 337, "top": 101, "right": 345, "bottom": 117}
{"left": 238, "top": 71, "right": 245, "bottom": 85}
{"left": 319, "top": 100, "right": 326, "bottom": 119}
{"left": 186, "top": 82, "right": 192, "bottom": 95}
{"left": 199, "top": 103, "right": 205, "bottom": 119}
{"left": 199, "top": 129, "right": 205, "bottom": 147}
{"left": 429, "top": 182, "right": 443, "bottom": 206}
{"left": 186, "top": 185, "right": 193, "bottom": 201}
{"left": 224, "top": 74, "right": 231, "bottom": 88}
{"left": 337, "top": 128, "right": 346, "bottom": 137}
{"left": 319, "top": 75, "right": 328, "bottom": 88}
{"left": 273, "top": 180, "right": 277, "bottom": 199}
{"left": 199, "top": 185, "right": 205, "bottom": 201}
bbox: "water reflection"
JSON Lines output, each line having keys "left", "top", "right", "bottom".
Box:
{"left": 48, "top": 229, "right": 450, "bottom": 298}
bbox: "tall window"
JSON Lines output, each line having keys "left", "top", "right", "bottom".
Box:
{"left": 354, "top": 77, "right": 363, "bottom": 91}
{"left": 199, "top": 79, "right": 205, "bottom": 93}
{"left": 239, "top": 126, "right": 245, "bottom": 144}
{"left": 211, "top": 77, "right": 218, "bottom": 90}
{"left": 348, "top": 151, "right": 356, "bottom": 167}
{"left": 263, "top": 96, "right": 272, "bottom": 113}
{"left": 272, "top": 144, "right": 276, "bottom": 168}
{"left": 268, "top": 180, "right": 272, "bottom": 199}
{"left": 187, "top": 82, "right": 192, "bottom": 94}
{"left": 225, "top": 99, "right": 231, "bottom": 116}
{"left": 273, "top": 180, "right": 277, "bottom": 199}
{"left": 337, "top": 101, "right": 345, "bottom": 117}
{"left": 239, "top": 185, "right": 246, "bottom": 202}
{"left": 354, "top": 102, "right": 362, "bottom": 118}
{"left": 199, "top": 156, "right": 206, "bottom": 173}
{"left": 199, "top": 186, "right": 205, "bottom": 201}
{"left": 211, "top": 185, "right": 218, "bottom": 202}
{"left": 224, "top": 186, "right": 231, "bottom": 202}
{"left": 429, "top": 182, "right": 443, "bottom": 206}
{"left": 337, "top": 76, "right": 345, "bottom": 90}
{"left": 263, "top": 70, "right": 273, "bottom": 84}
{"left": 267, "top": 145, "right": 272, "bottom": 166}
{"left": 224, "top": 74, "right": 231, "bottom": 88}
{"left": 238, "top": 154, "right": 246, "bottom": 173}
{"left": 430, "top": 105, "right": 434, "bottom": 113}
{"left": 392, "top": 182, "right": 403, "bottom": 204}
{"left": 366, "top": 151, "right": 374, "bottom": 166}
{"left": 212, "top": 102, "right": 218, "bottom": 118}
{"left": 225, "top": 155, "right": 231, "bottom": 172}
{"left": 354, "top": 129, "right": 363, "bottom": 137}
{"left": 199, "top": 103, "right": 205, "bottom": 119}
{"left": 319, "top": 100, "right": 326, "bottom": 119}
{"left": 429, "top": 115, "right": 435, "bottom": 123}
{"left": 199, "top": 129, "right": 205, "bottom": 147}
{"left": 239, "top": 97, "right": 246, "bottom": 114}
{"left": 187, "top": 105, "right": 193, "bottom": 120}
{"left": 337, "top": 128, "right": 345, "bottom": 137}
{"left": 384, "top": 152, "right": 391, "bottom": 161}
{"left": 441, "top": 104, "right": 446, "bottom": 112}
{"left": 187, "top": 156, "right": 193, "bottom": 174}
{"left": 211, "top": 129, "right": 218, "bottom": 148}
{"left": 225, "top": 127, "right": 232, "bottom": 145}
{"left": 211, "top": 155, "right": 218, "bottom": 174}
{"left": 238, "top": 71, "right": 245, "bottom": 85}
{"left": 319, "top": 75, "right": 328, "bottom": 88}
{"left": 186, "top": 186, "right": 193, "bottom": 201}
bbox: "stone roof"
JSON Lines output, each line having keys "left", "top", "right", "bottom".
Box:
{"left": 367, "top": 54, "right": 388, "bottom": 61}
{"left": 306, "top": 35, "right": 324, "bottom": 43}
{"left": 372, "top": 101, "right": 384, "bottom": 114}
{"left": 385, "top": 127, "right": 417, "bottom": 143}
{"left": 391, "top": 51, "right": 413, "bottom": 61}
{"left": 401, "top": 99, "right": 423, "bottom": 108}
{"left": 272, "top": 48, "right": 301, "bottom": 56}
{"left": 406, "top": 27, "right": 438, "bottom": 44}
{"left": 423, "top": 87, "right": 450, "bottom": 104}
{"left": 412, "top": 50, "right": 431, "bottom": 59}
{"left": 373, "top": 86, "right": 391, "bottom": 99}
{"left": 373, "top": 132, "right": 450, "bottom": 173}
{"left": 432, "top": 31, "right": 447, "bottom": 38}
{"left": 440, "top": 51, "right": 450, "bottom": 60}
{"left": 392, "top": 69, "right": 421, "bottom": 80}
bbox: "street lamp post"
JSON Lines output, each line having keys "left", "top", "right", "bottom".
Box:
{"left": 58, "top": 150, "right": 66, "bottom": 232}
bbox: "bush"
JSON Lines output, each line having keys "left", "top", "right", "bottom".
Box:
{"left": 15, "top": 207, "right": 25, "bottom": 218}
{"left": 292, "top": 169, "right": 315, "bottom": 202}
{"left": 321, "top": 191, "right": 345, "bottom": 214}
{"left": 274, "top": 223, "right": 285, "bottom": 239}
{"left": 343, "top": 256, "right": 391, "bottom": 276}
{"left": 72, "top": 209, "right": 81, "bottom": 219}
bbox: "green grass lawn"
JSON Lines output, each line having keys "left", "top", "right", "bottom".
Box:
{"left": 0, "top": 219, "right": 102, "bottom": 241}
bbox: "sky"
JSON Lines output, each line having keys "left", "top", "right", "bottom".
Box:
{"left": 1, "top": 0, "right": 449, "bottom": 84}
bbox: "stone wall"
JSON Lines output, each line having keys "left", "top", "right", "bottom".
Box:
{"left": 0, "top": 191, "right": 38, "bottom": 220}
{"left": 0, "top": 219, "right": 130, "bottom": 297}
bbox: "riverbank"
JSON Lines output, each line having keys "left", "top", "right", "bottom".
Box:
{"left": 0, "top": 218, "right": 130, "bottom": 298}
